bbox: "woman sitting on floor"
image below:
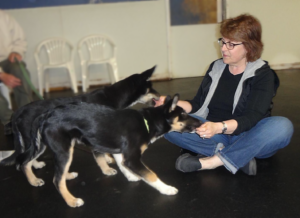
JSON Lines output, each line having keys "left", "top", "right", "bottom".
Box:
{"left": 155, "top": 14, "right": 294, "bottom": 176}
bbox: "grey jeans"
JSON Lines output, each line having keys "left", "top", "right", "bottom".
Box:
{"left": 0, "top": 59, "right": 32, "bottom": 125}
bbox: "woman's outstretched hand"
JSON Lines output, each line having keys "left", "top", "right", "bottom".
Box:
{"left": 154, "top": 96, "right": 166, "bottom": 107}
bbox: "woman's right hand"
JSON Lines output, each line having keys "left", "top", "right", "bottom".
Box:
{"left": 154, "top": 96, "right": 166, "bottom": 107}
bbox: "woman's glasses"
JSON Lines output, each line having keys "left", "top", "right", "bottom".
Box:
{"left": 218, "top": 38, "right": 243, "bottom": 50}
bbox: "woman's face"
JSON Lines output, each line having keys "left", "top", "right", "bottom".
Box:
{"left": 220, "top": 37, "right": 248, "bottom": 67}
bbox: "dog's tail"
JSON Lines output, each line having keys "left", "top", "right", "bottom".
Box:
{"left": 0, "top": 110, "right": 51, "bottom": 169}
{"left": 0, "top": 150, "right": 17, "bottom": 166}
{"left": 0, "top": 121, "right": 23, "bottom": 166}
{"left": 15, "top": 110, "right": 51, "bottom": 169}
{"left": 4, "top": 121, "right": 12, "bottom": 135}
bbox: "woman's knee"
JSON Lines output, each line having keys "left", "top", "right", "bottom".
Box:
{"left": 265, "top": 116, "right": 294, "bottom": 150}
{"left": 272, "top": 116, "right": 294, "bottom": 137}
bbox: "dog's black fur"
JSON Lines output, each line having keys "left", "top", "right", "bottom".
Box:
{"left": 1, "top": 66, "right": 159, "bottom": 170}
{"left": 27, "top": 94, "right": 202, "bottom": 207}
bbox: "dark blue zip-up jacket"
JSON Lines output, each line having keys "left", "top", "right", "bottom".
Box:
{"left": 187, "top": 58, "right": 279, "bottom": 135}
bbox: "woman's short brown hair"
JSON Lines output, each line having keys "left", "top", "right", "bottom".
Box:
{"left": 220, "top": 14, "right": 263, "bottom": 62}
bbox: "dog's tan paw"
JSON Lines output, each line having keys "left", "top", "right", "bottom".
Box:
{"left": 68, "top": 198, "right": 84, "bottom": 208}
{"left": 32, "top": 160, "right": 46, "bottom": 169}
{"left": 103, "top": 168, "right": 117, "bottom": 176}
{"left": 66, "top": 172, "right": 78, "bottom": 180}
{"left": 161, "top": 186, "right": 178, "bottom": 195}
{"left": 30, "top": 178, "right": 45, "bottom": 187}
{"left": 104, "top": 154, "right": 114, "bottom": 164}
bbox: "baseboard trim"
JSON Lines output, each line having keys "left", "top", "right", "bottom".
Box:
{"left": 270, "top": 62, "right": 300, "bottom": 70}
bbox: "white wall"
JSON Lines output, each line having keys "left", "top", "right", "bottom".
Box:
{"left": 171, "top": 24, "right": 222, "bottom": 78}
{"left": 5, "top": 0, "right": 300, "bottom": 90}
{"left": 226, "top": 0, "right": 300, "bottom": 70}
{"left": 7, "top": 0, "right": 170, "bottom": 89}
{"left": 171, "top": 0, "right": 300, "bottom": 77}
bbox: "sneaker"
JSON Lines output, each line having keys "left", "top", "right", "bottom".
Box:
{"left": 180, "top": 148, "right": 206, "bottom": 158}
{"left": 175, "top": 153, "right": 202, "bottom": 173}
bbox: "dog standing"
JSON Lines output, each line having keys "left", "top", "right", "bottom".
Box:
{"left": 27, "top": 94, "right": 202, "bottom": 207}
{"left": 1, "top": 66, "right": 159, "bottom": 180}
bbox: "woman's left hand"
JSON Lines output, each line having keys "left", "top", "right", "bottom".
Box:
{"left": 195, "top": 121, "right": 220, "bottom": 139}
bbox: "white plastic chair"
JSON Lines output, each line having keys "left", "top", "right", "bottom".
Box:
{"left": 34, "top": 38, "right": 78, "bottom": 96}
{"left": 78, "top": 35, "right": 119, "bottom": 92}
{"left": 0, "top": 83, "right": 12, "bottom": 109}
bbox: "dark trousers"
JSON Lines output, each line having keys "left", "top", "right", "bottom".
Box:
{"left": 0, "top": 59, "right": 32, "bottom": 125}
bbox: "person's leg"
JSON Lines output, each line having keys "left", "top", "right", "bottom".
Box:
{"left": 1, "top": 60, "right": 33, "bottom": 108}
{"left": 0, "top": 93, "right": 13, "bottom": 125}
{"left": 169, "top": 116, "right": 293, "bottom": 175}
{"left": 165, "top": 115, "right": 230, "bottom": 172}
{"left": 216, "top": 116, "right": 294, "bottom": 174}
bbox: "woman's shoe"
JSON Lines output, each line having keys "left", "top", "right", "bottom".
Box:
{"left": 180, "top": 148, "right": 198, "bottom": 156}
{"left": 175, "top": 153, "right": 202, "bottom": 173}
{"left": 180, "top": 148, "right": 206, "bottom": 158}
{"left": 240, "top": 158, "right": 257, "bottom": 176}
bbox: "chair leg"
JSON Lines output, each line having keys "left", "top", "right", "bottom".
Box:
{"left": 108, "top": 59, "right": 119, "bottom": 83}
{"left": 86, "top": 65, "right": 90, "bottom": 90}
{"left": 81, "top": 63, "right": 87, "bottom": 92}
{"left": 45, "top": 70, "right": 50, "bottom": 93}
{"left": 37, "top": 68, "right": 44, "bottom": 97}
{"left": 67, "top": 64, "right": 78, "bottom": 94}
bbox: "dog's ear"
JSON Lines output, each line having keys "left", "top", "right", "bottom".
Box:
{"left": 141, "top": 65, "right": 156, "bottom": 81}
{"left": 169, "top": 94, "right": 179, "bottom": 112}
{"left": 163, "top": 94, "right": 179, "bottom": 113}
{"left": 164, "top": 95, "right": 171, "bottom": 104}
{"left": 162, "top": 95, "right": 172, "bottom": 113}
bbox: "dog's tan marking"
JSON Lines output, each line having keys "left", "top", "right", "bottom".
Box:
{"left": 57, "top": 139, "right": 84, "bottom": 207}
{"left": 140, "top": 144, "right": 148, "bottom": 154}
{"left": 93, "top": 153, "right": 117, "bottom": 176}
{"left": 173, "top": 117, "right": 179, "bottom": 123}
{"left": 141, "top": 167, "right": 178, "bottom": 195}
{"left": 32, "top": 160, "right": 46, "bottom": 169}
{"left": 66, "top": 172, "right": 78, "bottom": 180}
{"left": 104, "top": 153, "right": 114, "bottom": 164}
{"left": 171, "top": 116, "right": 185, "bottom": 132}
{"left": 143, "top": 170, "right": 158, "bottom": 183}
{"left": 23, "top": 159, "right": 45, "bottom": 186}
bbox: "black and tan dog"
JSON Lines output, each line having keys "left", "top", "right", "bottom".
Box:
{"left": 25, "top": 94, "right": 202, "bottom": 207}
{"left": 1, "top": 66, "right": 159, "bottom": 175}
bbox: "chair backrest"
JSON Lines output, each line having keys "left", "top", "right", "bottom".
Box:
{"left": 78, "top": 35, "right": 116, "bottom": 62}
{"left": 35, "top": 38, "right": 74, "bottom": 65}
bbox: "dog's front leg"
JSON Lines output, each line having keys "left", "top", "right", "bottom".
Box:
{"left": 123, "top": 157, "right": 178, "bottom": 195}
{"left": 93, "top": 151, "right": 117, "bottom": 176}
{"left": 112, "top": 154, "right": 140, "bottom": 182}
